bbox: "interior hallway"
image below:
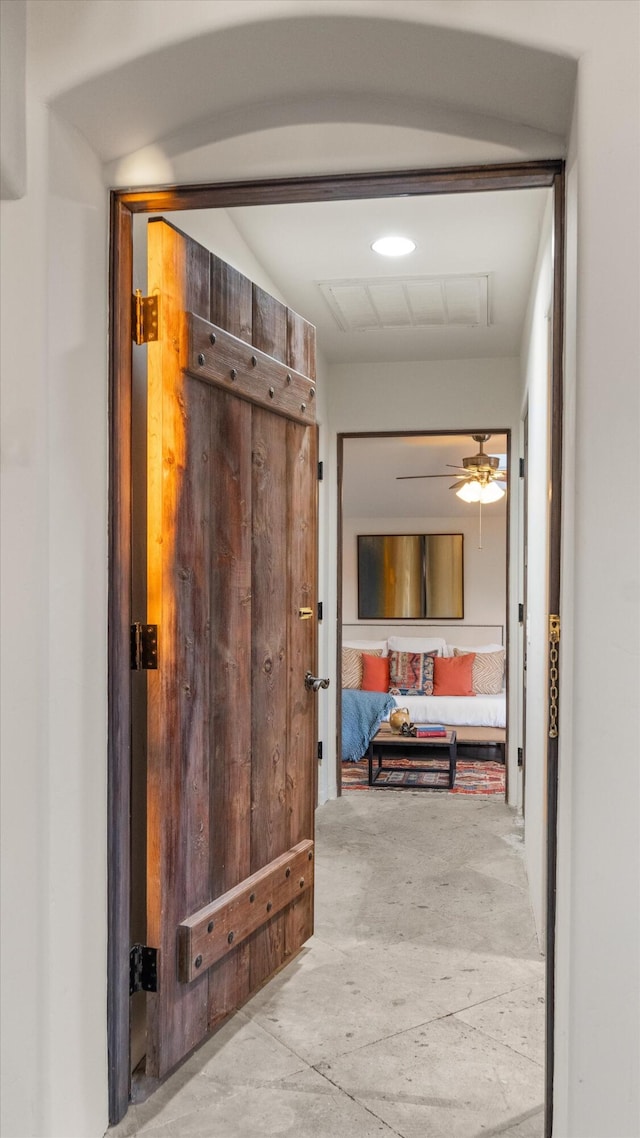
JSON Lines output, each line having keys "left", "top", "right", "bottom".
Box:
{"left": 110, "top": 790, "right": 545, "bottom": 1138}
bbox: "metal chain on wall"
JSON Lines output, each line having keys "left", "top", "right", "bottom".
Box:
{"left": 549, "top": 615, "right": 560, "bottom": 738}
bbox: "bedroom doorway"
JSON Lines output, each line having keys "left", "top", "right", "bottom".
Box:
{"left": 338, "top": 429, "right": 510, "bottom": 797}
{"left": 109, "top": 161, "right": 564, "bottom": 1133}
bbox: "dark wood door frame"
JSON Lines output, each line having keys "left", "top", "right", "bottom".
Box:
{"left": 545, "top": 168, "right": 565, "bottom": 1138}
{"left": 109, "top": 160, "right": 564, "bottom": 1129}
{"left": 521, "top": 409, "right": 530, "bottom": 826}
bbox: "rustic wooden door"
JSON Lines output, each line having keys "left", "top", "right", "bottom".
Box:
{"left": 143, "top": 217, "right": 318, "bottom": 1078}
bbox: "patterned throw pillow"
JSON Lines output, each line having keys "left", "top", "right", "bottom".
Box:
{"left": 388, "top": 650, "right": 435, "bottom": 696}
{"left": 341, "top": 647, "right": 382, "bottom": 689}
{"left": 453, "top": 648, "right": 505, "bottom": 694}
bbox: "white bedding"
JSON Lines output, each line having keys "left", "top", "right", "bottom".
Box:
{"left": 386, "top": 692, "right": 506, "bottom": 729}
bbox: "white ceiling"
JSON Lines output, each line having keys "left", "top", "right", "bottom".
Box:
{"left": 173, "top": 185, "right": 541, "bottom": 519}
{"left": 224, "top": 187, "right": 539, "bottom": 519}
{"left": 43, "top": 14, "right": 576, "bottom": 162}
{"left": 342, "top": 433, "right": 508, "bottom": 519}
{"left": 228, "top": 187, "right": 549, "bottom": 364}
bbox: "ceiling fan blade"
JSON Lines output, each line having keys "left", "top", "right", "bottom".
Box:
{"left": 395, "top": 473, "right": 457, "bottom": 480}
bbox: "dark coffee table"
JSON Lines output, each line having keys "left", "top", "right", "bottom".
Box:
{"left": 367, "top": 725, "right": 457, "bottom": 789}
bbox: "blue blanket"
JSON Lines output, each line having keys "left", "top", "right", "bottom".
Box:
{"left": 342, "top": 689, "right": 396, "bottom": 762}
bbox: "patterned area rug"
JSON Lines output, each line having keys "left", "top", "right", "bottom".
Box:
{"left": 342, "top": 757, "right": 505, "bottom": 794}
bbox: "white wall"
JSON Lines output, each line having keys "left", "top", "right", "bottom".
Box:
{"left": 342, "top": 514, "right": 506, "bottom": 628}
{"left": 554, "top": 32, "right": 639, "bottom": 1137}
{"left": 1, "top": 95, "right": 50, "bottom": 1138}
{"left": 1, "top": 5, "right": 638, "bottom": 1138}
{"left": 0, "top": 0, "right": 26, "bottom": 198}
{"left": 1, "top": 104, "right": 109, "bottom": 1138}
{"left": 329, "top": 357, "right": 520, "bottom": 434}
{"left": 161, "top": 209, "right": 288, "bottom": 303}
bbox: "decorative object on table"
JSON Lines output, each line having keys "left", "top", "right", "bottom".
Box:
{"left": 388, "top": 707, "right": 411, "bottom": 733}
{"left": 414, "top": 724, "right": 447, "bottom": 738}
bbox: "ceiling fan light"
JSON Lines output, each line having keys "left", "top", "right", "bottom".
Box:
{"left": 456, "top": 480, "right": 482, "bottom": 503}
{"left": 479, "top": 481, "right": 506, "bottom": 503}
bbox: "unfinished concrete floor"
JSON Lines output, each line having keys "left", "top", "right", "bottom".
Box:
{"left": 110, "top": 790, "right": 545, "bottom": 1137}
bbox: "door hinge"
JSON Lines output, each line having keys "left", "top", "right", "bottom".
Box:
{"left": 132, "top": 289, "right": 159, "bottom": 345}
{"left": 317, "top": 741, "right": 323, "bottom": 762}
{"left": 517, "top": 746, "right": 524, "bottom": 768}
{"left": 131, "top": 623, "right": 158, "bottom": 670}
{"left": 317, "top": 601, "right": 323, "bottom": 621}
{"left": 519, "top": 457, "right": 525, "bottom": 478}
{"left": 129, "top": 944, "right": 158, "bottom": 995}
{"left": 317, "top": 461, "right": 324, "bottom": 481}
{"left": 518, "top": 603, "right": 524, "bottom": 624}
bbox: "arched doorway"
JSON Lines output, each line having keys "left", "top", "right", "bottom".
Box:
{"left": 109, "top": 159, "right": 565, "bottom": 1138}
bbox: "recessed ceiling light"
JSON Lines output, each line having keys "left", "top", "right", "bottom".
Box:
{"left": 371, "top": 236, "right": 416, "bottom": 257}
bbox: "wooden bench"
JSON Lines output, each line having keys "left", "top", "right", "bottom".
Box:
{"left": 447, "top": 725, "right": 505, "bottom": 762}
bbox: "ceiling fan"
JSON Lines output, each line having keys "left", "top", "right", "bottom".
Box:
{"left": 396, "top": 434, "right": 507, "bottom": 503}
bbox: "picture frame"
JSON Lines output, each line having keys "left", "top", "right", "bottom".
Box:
{"left": 357, "top": 533, "right": 464, "bottom": 620}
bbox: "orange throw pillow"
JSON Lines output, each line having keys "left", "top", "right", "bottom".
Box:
{"left": 433, "top": 654, "right": 476, "bottom": 696}
{"left": 361, "top": 654, "right": 390, "bottom": 692}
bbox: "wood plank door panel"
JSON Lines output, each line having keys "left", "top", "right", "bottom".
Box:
{"left": 286, "top": 312, "right": 318, "bottom": 960}
{"left": 144, "top": 218, "right": 317, "bottom": 1079}
{"left": 207, "top": 387, "right": 253, "bottom": 1030}
{"left": 250, "top": 403, "right": 290, "bottom": 991}
{"left": 146, "top": 221, "right": 212, "bottom": 1076}
{"left": 286, "top": 417, "right": 318, "bottom": 952}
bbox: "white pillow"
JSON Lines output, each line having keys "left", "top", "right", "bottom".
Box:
{"left": 343, "top": 638, "right": 388, "bottom": 656}
{"left": 387, "top": 635, "right": 446, "bottom": 657}
{"left": 446, "top": 642, "right": 504, "bottom": 657}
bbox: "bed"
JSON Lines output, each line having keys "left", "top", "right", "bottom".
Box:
{"left": 383, "top": 692, "right": 505, "bottom": 729}
{"left": 341, "top": 624, "right": 506, "bottom": 761}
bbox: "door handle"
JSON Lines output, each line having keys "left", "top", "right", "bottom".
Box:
{"left": 304, "top": 672, "right": 330, "bottom": 693}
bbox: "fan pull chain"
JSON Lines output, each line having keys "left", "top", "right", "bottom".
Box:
{"left": 478, "top": 500, "right": 483, "bottom": 550}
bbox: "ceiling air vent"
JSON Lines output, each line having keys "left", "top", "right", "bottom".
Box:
{"left": 317, "top": 274, "right": 489, "bottom": 332}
